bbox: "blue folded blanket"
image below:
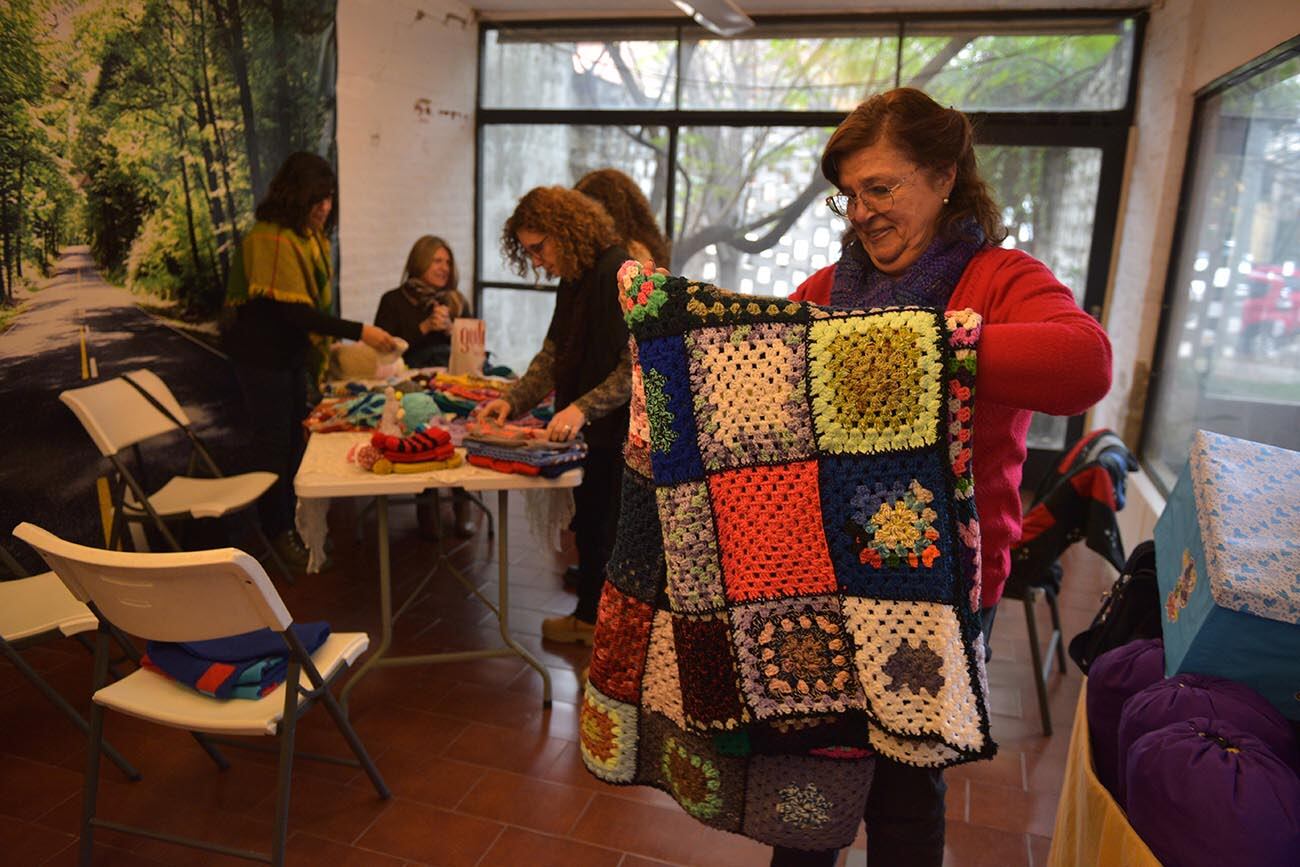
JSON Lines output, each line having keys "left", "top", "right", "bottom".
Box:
{"left": 143, "top": 622, "right": 331, "bottom": 700}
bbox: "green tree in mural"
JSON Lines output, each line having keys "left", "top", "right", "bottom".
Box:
{"left": 0, "top": 0, "right": 336, "bottom": 320}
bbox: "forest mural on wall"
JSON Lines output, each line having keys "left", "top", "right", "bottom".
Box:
{"left": 0, "top": 0, "right": 338, "bottom": 569}
{"left": 0, "top": 0, "right": 338, "bottom": 324}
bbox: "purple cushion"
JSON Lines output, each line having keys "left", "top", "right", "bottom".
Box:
{"left": 1116, "top": 672, "right": 1300, "bottom": 806}
{"left": 1126, "top": 717, "right": 1300, "bottom": 867}
{"left": 1085, "top": 638, "right": 1164, "bottom": 798}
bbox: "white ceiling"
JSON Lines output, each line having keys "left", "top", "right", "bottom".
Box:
{"left": 469, "top": 0, "right": 1144, "bottom": 21}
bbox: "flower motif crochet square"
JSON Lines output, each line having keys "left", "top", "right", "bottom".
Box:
{"left": 807, "top": 310, "right": 945, "bottom": 455}
{"left": 672, "top": 612, "right": 750, "bottom": 730}
{"left": 709, "top": 461, "right": 837, "bottom": 603}
{"left": 688, "top": 323, "right": 814, "bottom": 471}
{"left": 842, "top": 597, "right": 985, "bottom": 756}
{"left": 642, "top": 611, "right": 686, "bottom": 726}
{"left": 740, "top": 754, "right": 874, "bottom": 850}
{"left": 635, "top": 334, "right": 705, "bottom": 484}
{"left": 731, "top": 597, "right": 865, "bottom": 720}
{"left": 639, "top": 710, "right": 745, "bottom": 831}
{"left": 589, "top": 584, "right": 655, "bottom": 705}
{"left": 580, "top": 683, "right": 639, "bottom": 783}
{"left": 605, "top": 471, "right": 666, "bottom": 604}
{"left": 658, "top": 481, "right": 726, "bottom": 613}
{"left": 818, "top": 452, "right": 957, "bottom": 602}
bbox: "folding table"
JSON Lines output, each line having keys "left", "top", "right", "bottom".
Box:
{"left": 293, "top": 431, "right": 581, "bottom": 710}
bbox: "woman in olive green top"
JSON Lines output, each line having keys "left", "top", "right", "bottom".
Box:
{"left": 224, "top": 152, "right": 395, "bottom": 567}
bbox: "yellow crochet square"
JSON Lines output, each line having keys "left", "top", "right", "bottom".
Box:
{"left": 807, "top": 311, "right": 944, "bottom": 455}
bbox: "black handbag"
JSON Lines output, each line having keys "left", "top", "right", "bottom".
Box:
{"left": 1067, "top": 539, "right": 1162, "bottom": 674}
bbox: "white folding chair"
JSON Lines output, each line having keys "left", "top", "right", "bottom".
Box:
{"left": 13, "top": 522, "right": 390, "bottom": 866}
{"left": 0, "top": 547, "right": 140, "bottom": 781}
{"left": 59, "top": 369, "right": 294, "bottom": 583}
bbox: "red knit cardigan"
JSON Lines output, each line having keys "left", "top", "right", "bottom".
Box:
{"left": 792, "top": 247, "right": 1112, "bottom": 606}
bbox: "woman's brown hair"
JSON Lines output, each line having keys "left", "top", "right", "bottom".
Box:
{"left": 401, "top": 235, "right": 469, "bottom": 316}
{"left": 821, "top": 87, "right": 1006, "bottom": 244}
{"left": 574, "top": 168, "right": 671, "bottom": 267}
{"left": 501, "top": 186, "right": 621, "bottom": 282}
{"left": 255, "top": 151, "right": 337, "bottom": 234}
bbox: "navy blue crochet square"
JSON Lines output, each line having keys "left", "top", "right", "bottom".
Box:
{"left": 818, "top": 452, "right": 959, "bottom": 601}
{"left": 605, "top": 470, "right": 665, "bottom": 604}
{"left": 636, "top": 334, "right": 705, "bottom": 484}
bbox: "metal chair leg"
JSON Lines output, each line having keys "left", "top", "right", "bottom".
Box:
{"left": 80, "top": 626, "right": 113, "bottom": 864}
{"left": 1022, "top": 591, "right": 1053, "bottom": 736}
{"left": 1047, "top": 590, "right": 1067, "bottom": 673}
{"left": 0, "top": 638, "right": 140, "bottom": 781}
{"left": 270, "top": 662, "right": 301, "bottom": 867}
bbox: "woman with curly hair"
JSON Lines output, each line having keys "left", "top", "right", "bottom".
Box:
{"left": 574, "top": 168, "right": 670, "bottom": 267}
{"left": 477, "top": 186, "right": 631, "bottom": 644}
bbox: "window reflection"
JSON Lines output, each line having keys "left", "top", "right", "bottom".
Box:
{"left": 1145, "top": 51, "right": 1300, "bottom": 490}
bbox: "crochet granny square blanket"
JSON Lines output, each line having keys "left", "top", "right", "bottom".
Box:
{"left": 579, "top": 262, "right": 996, "bottom": 850}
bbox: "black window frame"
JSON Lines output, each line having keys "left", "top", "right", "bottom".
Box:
{"left": 474, "top": 10, "right": 1146, "bottom": 478}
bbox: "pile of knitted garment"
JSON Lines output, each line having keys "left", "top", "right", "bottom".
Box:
{"left": 142, "top": 623, "right": 331, "bottom": 699}
{"left": 579, "top": 261, "right": 994, "bottom": 851}
{"left": 462, "top": 421, "right": 587, "bottom": 478}
{"left": 354, "top": 427, "right": 462, "bottom": 474}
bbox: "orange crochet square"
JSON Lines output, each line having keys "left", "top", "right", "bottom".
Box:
{"left": 708, "top": 461, "right": 837, "bottom": 602}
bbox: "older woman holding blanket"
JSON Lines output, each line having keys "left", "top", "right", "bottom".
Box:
{"left": 776, "top": 87, "right": 1112, "bottom": 867}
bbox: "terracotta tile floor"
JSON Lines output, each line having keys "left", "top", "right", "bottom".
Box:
{"left": 0, "top": 495, "right": 1115, "bottom": 866}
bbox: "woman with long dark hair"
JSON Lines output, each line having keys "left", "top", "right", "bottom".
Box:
{"left": 224, "top": 151, "right": 395, "bottom": 568}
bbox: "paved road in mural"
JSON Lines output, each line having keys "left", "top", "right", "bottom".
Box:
{"left": 0, "top": 247, "right": 245, "bottom": 573}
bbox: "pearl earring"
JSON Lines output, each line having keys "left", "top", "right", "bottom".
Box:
{"left": 942, "top": 196, "right": 950, "bottom": 205}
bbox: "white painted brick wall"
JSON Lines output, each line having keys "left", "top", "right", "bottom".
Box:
{"left": 336, "top": 0, "right": 477, "bottom": 324}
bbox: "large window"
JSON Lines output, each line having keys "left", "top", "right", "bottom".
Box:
{"left": 477, "top": 14, "right": 1140, "bottom": 463}
{"left": 1143, "top": 39, "right": 1300, "bottom": 492}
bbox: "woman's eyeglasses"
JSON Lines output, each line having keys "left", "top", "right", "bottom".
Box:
{"left": 523, "top": 236, "right": 548, "bottom": 258}
{"left": 825, "top": 169, "right": 919, "bottom": 219}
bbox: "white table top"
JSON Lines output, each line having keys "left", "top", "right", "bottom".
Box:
{"left": 294, "top": 431, "right": 582, "bottom": 498}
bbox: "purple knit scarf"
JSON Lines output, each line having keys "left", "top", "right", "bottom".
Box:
{"left": 829, "top": 222, "right": 985, "bottom": 311}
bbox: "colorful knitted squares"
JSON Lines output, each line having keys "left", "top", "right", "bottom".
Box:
{"left": 580, "top": 684, "right": 639, "bottom": 783}
{"left": 672, "top": 612, "right": 749, "bottom": 730}
{"left": 635, "top": 335, "right": 705, "bottom": 484}
{"left": 868, "top": 728, "right": 961, "bottom": 768}
{"left": 589, "top": 585, "right": 655, "bottom": 705}
{"left": 842, "top": 598, "right": 986, "bottom": 756}
{"left": 740, "top": 753, "right": 874, "bottom": 850}
{"left": 709, "top": 461, "right": 837, "bottom": 603}
{"left": 624, "top": 344, "right": 653, "bottom": 479}
{"left": 687, "top": 323, "right": 815, "bottom": 470}
{"left": 731, "top": 597, "right": 864, "bottom": 720}
{"left": 818, "top": 452, "right": 958, "bottom": 601}
{"left": 807, "top": 310, "right": 945, "bottom": 455}
{"left": 641, "top": 611, "right": 685, "bottom": 726}
{"left": 658, "top": 481, "right": 726, "bottom": 614}
{"left": 682, "top": 281, "right": 807, "bottom": 329}
{"left": 605, "top": 471, "right": 665, "bottom": 604}
{"left": 638, "top": 710, "right": 745, "bottom": 832}
{"left": 748, "top": 714, "right": 873, "bottom": 757}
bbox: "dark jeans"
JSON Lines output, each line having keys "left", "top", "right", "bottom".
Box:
{"left": 770, "top": 606, "right": 998, "bottom": 867}
{"left": 234, "top": 363, "right": 308, "bottom": 538}
{"left": 571, "top": 444, "right": 623, "bottom": 623}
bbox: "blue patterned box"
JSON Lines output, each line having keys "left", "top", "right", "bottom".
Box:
{"left": 1154, "top": 430, "right": 1300, "bottom": 719}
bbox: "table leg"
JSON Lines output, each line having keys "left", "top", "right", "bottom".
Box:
{"left": 494, "top": 491, "right": 552, "bottom": 708}
{"left": 340, "top": 495, "right": 393, "bottom": 712}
